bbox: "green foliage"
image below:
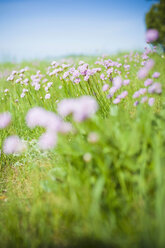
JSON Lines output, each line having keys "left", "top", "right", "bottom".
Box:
{"left": 145, "top": 0, "right": 165, "bottom": 49}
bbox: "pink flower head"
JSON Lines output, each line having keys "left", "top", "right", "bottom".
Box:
{"left": 26, "top": 107, "right": 62, "bottom": 132}
{"left": 113, "top": 98, "right": 120, "bottom": 104}
{"left": 141, "top": 96, "right": 148, "bottom": 103}
{"left": 102, "top": 84, "right": 109, "bottom": 92}
{"left": 108, "top": 86, "right": 117, "bottom": 98}
{"left": 148, "top": 83, "right": 162, "bottom": 94}
{"left": 3, "top": 135, "right": 26, "bottom": 154}
{"left": 45, "top": 93, "right": 50, "bottom": 99}
{"left": 113, "top": 76, "right": 122, "bottom": 89}
{"left": 58, "top": 96, "right": 98, "bottom": 122}
{"left": 146, "top": 29, "right": 159, "bottom": 43}
{"left": 38, "top": 131, "right": 57, "bottom": 150}
{"left": 100, "top": 73, "right": 105, "bottom": 80}
{"left": 152, "top": 72, "right": 160, "bottom": 79}
{"left": 118, "top": 91, "right": 128, "bottom": 99}
{"left": 134, "top": 101, "right": 139, "bottom": 106}
{"left": 148, "top": 97, "right": 155, "bottom": 106}
{"left": 144, "top": 78, "right": 153, "bottom": 87}
{"left": 0, "top": 112, "right": 11, "bottom": 129}
{"left": 133, "top": 91, "right": 140, "bottom": 99}
{"left": 123, "top": 79, "right": 130, "bottom": 86}
{"left": 74, "top": 78, "right": 80, "bottom": 84}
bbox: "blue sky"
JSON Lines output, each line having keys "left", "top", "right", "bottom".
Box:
{"left": 0, "top": 0, "right": 154, "bottom": 61}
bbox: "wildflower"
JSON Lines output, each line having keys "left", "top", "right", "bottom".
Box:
{"left": 141, "top": 96, "right": 148, "bottom": 103}
{"left": 118, "top": 91, "right": 128, "bottom": 99}
{"left": 21, "top": 93, "right": 25, "bottom": 98}
{"left": 146, "top": 29, "right": 159, "bottom": 43}
{"left": 123, "top": 79, "right": 130, "bottom": 86}
{"left": 137, "top": 59, "right": 154, "bottom": 79}
{"left": 108, "top": 86, "right": 117, "bottom": 98}
{"left": 45, "top": 93, "right": 50, "bottom": 99}
{"left": 133, "top": 91, "right": 140, "bottom": 98}
{"left": 26, "top": 107, "right": 62, "bottom": 132}
{"left": 102, "top": 84, "right": 109, "bottom": 92}
{"left": 139, "top": 88, "right": 147, "bottom": 95}
{"left": 148, "top": 83, "right": 162, "bottom": 94}
{"left": 134, "top": 101, "right": 139, "bottom": 106}
{"left": 100, "top": 74, "right": 105, "bottom": 80}
{"left": 57, "top": 96, "right": 98, "bottom": 122}
{"left": 47, "top": 82, "right": 53, "bottom": 88}
{"left": 152, "top": 72, "right": 160, "bottom": 79}
{"left": 148, "top": 97, "right": 155, "bottom": 106}
{"left": 0, "top": 112, "right": 11, "bottom": 129}
{"left": 35, "top": 84, "right": 40, "bottom": 91}
{"left": 74, "top": 78, "right": 80, "bottom": 84}
{"left": 3, "top": 135, "right": 26, "bottom": 154}
{"left": 113, "top": 98, "right": 120, "bottom": 104}
{"left": 38, "top": 131, "right": 57, "bottom": 150}
{"left": 113, "top": 76, "right": 122, "bottom": 89}
{"left": 144, "top": 78, "right": 153, "bottom": 87}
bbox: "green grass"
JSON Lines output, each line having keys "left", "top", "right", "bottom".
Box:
{"left": 0, "top": 52, "right": 165, "bottom": 248}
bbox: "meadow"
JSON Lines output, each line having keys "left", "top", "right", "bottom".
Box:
{"left": 0, "top": 48, "right": 165, "bottom": 248}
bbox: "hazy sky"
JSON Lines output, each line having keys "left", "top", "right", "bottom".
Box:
{"left": 0, "top": 0, "right": 154, "bottom": 61}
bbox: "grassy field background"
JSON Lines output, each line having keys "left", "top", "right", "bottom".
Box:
{"left": 0, "top": 51, "right": 165, "bottom": 248}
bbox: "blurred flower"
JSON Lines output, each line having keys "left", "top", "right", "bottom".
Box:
{"left": 152, "top": 72, "right": 160, "bottom": 78}
{"left": 38, "top": 131, "right": 57, "bottom": 150}
{"left": 134, "top": 101, "right": 139, "bottom": 106}
{"left": 26, "top": 107, "right": 62, "bottom": 132}
{"left": 148, "top": 83, "right": 162, "bottom": 94}
{"left": 45, "top": 93, "right": 50, "bottom": 99}
{"left": 146, "top": 29, "right": 159, "bottom": 43}
{"left": 113, "top": 76, "right": 122, "bottom": 89}
{"left": 141, "top": 96, "right": 148, "bottom": 103}
{"left": 58, "top": 96, "right": 98, "bottom": 122}
{"left": 3, "top": 135, "right": 26, "bottom": 154}
{"left": 0, "top": 112, "right": 11, "bottom": 129}
{"left": 113, "top": 98, "right": 120, "bottom": 104}
{"left": 102, "top": 84, "right": 109, "bottom": 92}
{"left": 148, "top": 97, "right": 155, "bottom": 106}
{"left": 123, "top": 79, "right": 130, "bottom": 86}
{"left": 144, "top": 78, "right": 153, "bottom": 87}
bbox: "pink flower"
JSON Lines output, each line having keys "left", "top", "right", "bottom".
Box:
{"left": 3, "top": 135, "right": 26, "bottom": 154}
{"left": 134, "top": 101, "right": 139, "bottom": 106}
{"left": 148, "top": 97, "right": 155, "bottom": 106}
{"left": 123, "top": 79, "right": 130, "bottom": 86}
{"left": 118, "top": 91, "right": 128, "bottom": 99}
{"left": 38, "top": 131, "right": 57, "bottom": 150}
{"left": 45, "top": 93, "right": 50, "bottom": 99}
{"left": 113, "top": 76, "right": 122, "bottom": 89}
{"left": 74, "top": 78, "right": 80, "bottom": 84}
{"left": 102, "top": 84, "right": 109, "bottom": 92}
{"left": 146, "top": 29, "right": 159, "bottom": 43}
{"left": 113, "top": 98, "right": 120, "bottom": 104}
{"left": 100, "top": 74, "right": 105, "bottom": 80}
{"left": 26, "top": 107, "right": 62, "bottom": 132}
{"left": 152, "top": 72, "right": 160, "bottom": 78}
{"left": 141, "top": 96, "right": 148, "bottom": 103}
{"left": 0, "top": 112, "right": 11, "bottom": 129}
{"left": 144, "top": 78, "right": 153, "bottom": 87}
{"left": 148, "top": 83, "right": 162, "bottom": 94}
{"left": 57, "top": 96, "right": 98, "bottom": 122}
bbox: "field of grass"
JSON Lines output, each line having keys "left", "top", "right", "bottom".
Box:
{"left": 0, "top": 50, "right": 165, "bottom": 248}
